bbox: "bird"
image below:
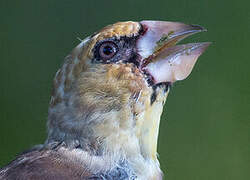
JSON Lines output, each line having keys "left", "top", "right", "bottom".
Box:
{"left": 0, "top": 20, "right": 210, "bottom": 180}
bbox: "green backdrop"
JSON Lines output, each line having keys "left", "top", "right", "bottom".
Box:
{"left": 0, "top": 0, "right": 249, "bottom": 179}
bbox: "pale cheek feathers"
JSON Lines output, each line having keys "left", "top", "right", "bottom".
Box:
{"left": 75, "top": 63, "right": 148, "bottom": 116}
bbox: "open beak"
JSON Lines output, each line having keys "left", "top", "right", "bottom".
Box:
{"left": 137, "top": 21, "right": 211, "bottom": 84}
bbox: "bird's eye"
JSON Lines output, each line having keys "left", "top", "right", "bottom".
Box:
{"left": 98, "top": 42, "right": 118, "bottom": 60}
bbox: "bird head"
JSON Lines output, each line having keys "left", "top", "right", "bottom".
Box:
{"left": 46, "top": 21, "right": 210, "bottom": 177}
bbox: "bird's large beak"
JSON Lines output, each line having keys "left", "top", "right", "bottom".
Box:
{"left": 137, "top": 21, "right": 211, "bottom": 84}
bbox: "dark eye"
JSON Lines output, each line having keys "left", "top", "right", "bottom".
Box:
{"left": 98, "top": 41, "right": 118, "bottom": 60}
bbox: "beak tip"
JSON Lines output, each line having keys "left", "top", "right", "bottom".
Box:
{"left": 199, "top": 42, "right": 212, "bottom": 54}
{"left": 189, "top": 24, "right": 207, "bottom": 32}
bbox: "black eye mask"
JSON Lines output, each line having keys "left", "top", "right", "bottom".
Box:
{"left": 92, "top": 35, "right": 140, "bottom": 66}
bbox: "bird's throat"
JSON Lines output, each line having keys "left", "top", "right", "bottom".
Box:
{"left": 136, "top": 88, "right": 168, "bottom": 161}
{"left": 89, "top": 84, "right": 168, "bottom": 179}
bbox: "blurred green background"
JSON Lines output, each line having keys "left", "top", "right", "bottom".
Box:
{"left": 0, "top": 0, "right": 249, "bottom": 179}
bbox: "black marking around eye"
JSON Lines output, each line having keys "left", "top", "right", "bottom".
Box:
{"left": 92, "top": 23, "right": 145, "bottom": 66}
{"left": 126, "top": 52, "right": 140, "bottom": 67}
{"left": 92, "top": 35, "right": 140, "bottom": 66}
{"left": 93, "top": 38, "right": 118, "bottom": 63}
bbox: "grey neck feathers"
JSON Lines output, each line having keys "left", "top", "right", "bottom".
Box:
{"left": 90, "top": 161, "right": 136, "bottom": 180}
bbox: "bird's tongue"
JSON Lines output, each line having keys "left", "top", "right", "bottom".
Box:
{"left": 137, "top": 21, "right": 210, "bottom": 84}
